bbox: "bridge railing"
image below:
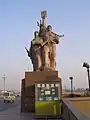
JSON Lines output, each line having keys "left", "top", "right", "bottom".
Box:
{"left": 61, "top": 99, "right": 90, "bottom": 120}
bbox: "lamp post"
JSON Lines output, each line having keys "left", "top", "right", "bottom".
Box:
{"left": 2, "top": 74, "right": 7, "bottom": 92}
{"left": 83, "top": 62, "right": 90, "bottom": 91}
{"left": 69, "top": 77, "right": 73, "bottom": 97}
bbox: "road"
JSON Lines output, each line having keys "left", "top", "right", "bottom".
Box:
{"left": 0, "top": 97, "right": 20, "bottom": 112}
{"left": 0, "top": 97, "right": 34, "bottom": 120}
{"left": 0, "top": 97, "right": 63, "bottom": 120}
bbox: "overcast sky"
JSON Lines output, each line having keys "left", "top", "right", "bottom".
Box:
{"left": 0, "top": 0, "right": 90, "bottom": 91}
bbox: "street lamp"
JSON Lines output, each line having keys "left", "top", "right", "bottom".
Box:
{"left": 69, "top": 77, "right": 73, "bottom": 97}
{"left": 83, "top": 62, "right": 90, "bottom": 91}
{"left": 2, "top": 74, "right": 7, "bottom": 92}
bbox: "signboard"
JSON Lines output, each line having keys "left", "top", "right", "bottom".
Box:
{"left": 36, "top": 83, "right": 60, "bottom": 101}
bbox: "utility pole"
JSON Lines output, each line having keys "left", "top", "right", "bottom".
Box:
{"left": 2, "top": 74, "right": 7, "bottom": 92}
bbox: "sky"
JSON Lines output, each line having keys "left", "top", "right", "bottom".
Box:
{"left": 0, "top": 0, "right": 90, "bottom": 91}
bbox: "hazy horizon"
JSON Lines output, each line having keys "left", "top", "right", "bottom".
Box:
{"left": 0, "top": 0, "right": 90, "bottom": 91}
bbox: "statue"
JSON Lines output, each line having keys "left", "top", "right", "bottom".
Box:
{"left": 41, "top": 25, "right": 64, "bottom": 71}
{"left": 25, "top": 10, "right": 64, "bottom": 71}
{"left": 44, "top": 25, "right": 59, "bottom": 71}
{"left": 26, "top": 31, "right": 43, "bottom": 71}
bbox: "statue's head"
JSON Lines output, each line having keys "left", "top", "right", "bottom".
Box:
{"left": 46, "top": 25, "right": 52, "bottom": 32}
{"left": 34, "top": 31, "right": 38, "bottom": 38}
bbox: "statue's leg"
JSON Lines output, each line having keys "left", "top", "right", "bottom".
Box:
{"left": 49, "top": 46, "right": 52, "bottom": 68}
{"left": 33, "top": 60, "right": 36, "bottom": 71}
{"left": 36, "top": 50, "right": 42, "bottom": 71}
{"left": 43, "top": 45, "right": 50, "bottom": 69}
{"left": 51, "top": 44, "right": 56, "bottom": 70}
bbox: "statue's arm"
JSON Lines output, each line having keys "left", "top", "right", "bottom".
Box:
{"left": 53, "top": 34, "right": 64, "bottom": 44}
{"left": 31, "top": 39, "right": 43, "bottom": 45}
{"left": 53, "top": 35, "right": 60, "bottom": 44}
{"left": 31, "top": 40, "right": 36, "bottom": 45}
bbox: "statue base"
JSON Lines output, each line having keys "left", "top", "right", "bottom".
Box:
{"left": 21, "top": 71, "right": 62, "bottom": 113}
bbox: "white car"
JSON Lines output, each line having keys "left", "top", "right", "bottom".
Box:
{"left": 3, "top": 92, "right": 16, "bottom": 103}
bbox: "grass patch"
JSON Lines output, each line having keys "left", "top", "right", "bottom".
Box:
{"left": 35, "top": 101, "right": 61, "bottom": 115}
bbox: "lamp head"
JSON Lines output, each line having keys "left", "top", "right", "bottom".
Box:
{"left": 69, "top": 77, "right": 73, "bottom": 80}
{"left": 83, "top": 62, "right": 89, "bottom": 68}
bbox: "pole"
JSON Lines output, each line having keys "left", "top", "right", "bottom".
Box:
{"left": 87, "top": 68, "right": 90, "bottom": 91}
{"left": 2, "top": 74, "right": 6, "bottom": 92}
{"left": 69, "top": 77, "right": 73, "bottom": 97}
{"left": 71, "top": 79, "right": 73, "bottom": 95}
{"left": 83, "top": 62, "right": 90, "bottom": 91}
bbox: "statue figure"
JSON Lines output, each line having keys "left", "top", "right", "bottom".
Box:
{"left": 41, "top": 25, "right": 59, "bottom": 71}
{"left": 47, "top": 25, "right": 59, "bottom": 70}
{"left": 26, "top": 31, "right": 43, "bottom": 71}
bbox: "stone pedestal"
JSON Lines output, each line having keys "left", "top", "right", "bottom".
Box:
{"left": 21, "top": 71, "right": 62, "bottom": 113}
